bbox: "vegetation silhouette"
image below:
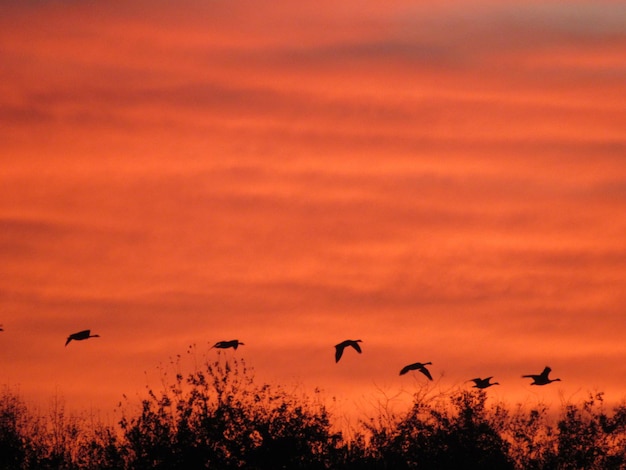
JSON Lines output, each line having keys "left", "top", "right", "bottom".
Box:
{"left": 3, "top": 355, "right": 626, "bottom": 469}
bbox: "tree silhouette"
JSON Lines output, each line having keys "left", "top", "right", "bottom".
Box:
{"left": 553, "top": 393, "right": 626, "bottom": 470}
{"left": 365, "top": 389, "right": 514, "bottom": 469}
{"left": 119, "top": 356, "right": 342, "bottom": 469}
{"left": 0, "top": 388, "right": 27, "bottom": 469}
{"left": 505, "top": 403, "right": 554, "bottom": 470}
{"left": 6, "top": 362, "right": 626, "bottom": 469}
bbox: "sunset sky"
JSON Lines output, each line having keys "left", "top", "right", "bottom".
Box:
{"left": 2, "top": 0, "right": 626, "bottom": 423}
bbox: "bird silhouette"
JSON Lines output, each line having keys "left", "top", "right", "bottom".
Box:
{"left": 399, "top": 361, "right": 433, "bottom": 380}
{"left": 335, "top": 339, "right": 362, "bottom": 362}
{"left": 210, "top": 340, "right": 244, "bottom": 350}
{"left": 522, "top": 366, "right": 561, "bottom": 385}
{"left": 65, "top": 329, "right": 100, "bottom": 346}
{"left": 469, "top": 377, "right": 500, "bottom": 389}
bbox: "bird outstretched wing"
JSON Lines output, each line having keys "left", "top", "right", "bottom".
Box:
{"left": 418, "top": 365, "right": 433, "bottom": 380}
{"left": 400, "top": 362, "right": 432, "bottom": 380}
{"left": 334, "top": 345, "right": 344, "bottom": 363}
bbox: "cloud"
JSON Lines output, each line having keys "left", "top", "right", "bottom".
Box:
{"left": 1, "top": 0, "right": 625, "bottom": 415}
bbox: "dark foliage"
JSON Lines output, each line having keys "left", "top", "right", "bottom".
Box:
{"left": 4, "top": 363, "right": 626, "bottom": 469}
{"left": 119, "top": 356, "right": 343, "bottom": 469}
{"left": 364, "top": 389, "right": 514, "bottom": 469}
{"left": 0, "top": 386, "right": 124, "bottom": 469}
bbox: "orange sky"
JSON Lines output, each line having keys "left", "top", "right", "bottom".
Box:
{"left": 2, "top": 0, "right": 626, "bottom": 422}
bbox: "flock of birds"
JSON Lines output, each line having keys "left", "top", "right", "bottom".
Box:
{"left": 209, "top": 337, "right": 562, "bottom": 388}
{"left": 1, "top": 327, "right": 562, "bottom": 388}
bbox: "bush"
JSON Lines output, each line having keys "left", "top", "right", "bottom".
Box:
{"left": 365, "top": 389, "right": 514, "bottom": 469}
{"left": 6, "top": 357, "right": 626, "bottom": 469}
{"left": 0, "top": 387, "right": 28, "bottom": 469}
{"left": 119, "top": 355, "right": 343, "bottom": 469}
{"left": 0, "top": 388, "right": 123, "bottom": 470}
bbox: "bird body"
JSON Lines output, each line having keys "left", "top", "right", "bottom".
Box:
{"left": 470, "top": 377, "right": 499, "bottom": 389}
{"left": 522, "top": 366, "right": 561, "bottom": 385}
{"left": 211, "top": 340, "right": 244, "bottom": 350}
{"left": 335, "top": 339, "right": 362, "bottom": 362}
{"left": 400, "top": 361, "right": 433, "bottom": 380}
{"left": 65, "top": 329, "right": 100, "bottom": 346}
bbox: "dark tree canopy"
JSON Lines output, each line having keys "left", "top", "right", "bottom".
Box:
{"left": 3, "top": 359, "right": 626, "bottom": 469}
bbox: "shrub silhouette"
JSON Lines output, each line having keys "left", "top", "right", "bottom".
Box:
{"left": 505, "top": 402, "right": 554, "bottom": 470}
{"left": 0, "top": 388, "right": 124, "bottom": 470}
{"left": 6, "top": 361, "right": 626, "bottom": 468}
{"left": 552, "top": 393, "right": 626, "bottom": 470}
{"left": 365, "top": 389, "right": 514, "bottom": 469}
{"left": 119, "top": 355, "right": 342, "bottom": 469}
{"left": 0, "top": 388, "right": 28, "bottom": 468}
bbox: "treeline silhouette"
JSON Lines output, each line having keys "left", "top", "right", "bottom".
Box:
{"left": 3, "top": 356, "right": 626, "bottom": 469}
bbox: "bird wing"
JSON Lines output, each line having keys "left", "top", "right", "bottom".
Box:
{"left": 65, "top": 336, "right": 72, "bottom": 346}
{"left": 399, "top": 365, "right": 411, "bottom": 375}
{"left": 335, "top": 345, "right": 344, "bottom": 363}
{"left": 541, "top": 366, "right": 552, "bottom": 378}
{"left": 351, "top": 342, "right": 362, "bottom": 354}
{"left": 419, "top": 365, "right": 433, "bottom": 381}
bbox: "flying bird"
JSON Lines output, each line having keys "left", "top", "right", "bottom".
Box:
{"left": 469, "top": 377, "right": 500, "bottom": 389}
{"left": 335, "top": 339, "right": 362, "bottom": 363}
{"left": 210, "top": 340, "right": 245, "bottom": 350}
{"left": 65, "top": 329, "right": 100, "bottom": 346}
{"left": 522, "top": 366, "right": 561, "bottom": 386}
{"left": 399, "top": 361, "right": 433, "bottom": 380}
